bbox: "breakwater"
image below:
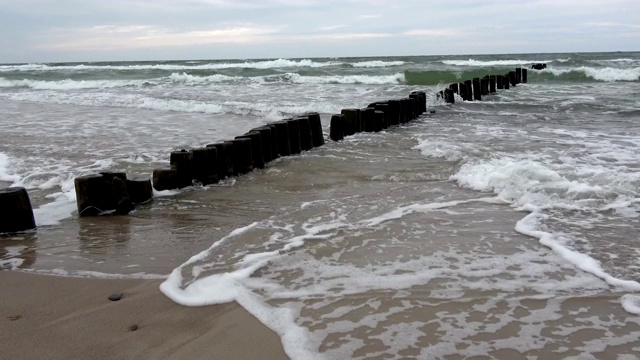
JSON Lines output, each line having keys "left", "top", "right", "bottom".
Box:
{"left": 1, "top": 66, "right": 530, "bottom": 232}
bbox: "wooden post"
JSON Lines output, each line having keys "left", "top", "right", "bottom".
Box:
{"left": 464, "top": 80, "right": 473, "bottom": 101}
{"left": 509, "top": 71, "right": 516, "bottom": 87}
{"left": 152, "top": 168, "right": 178, "bottom": 191}
{"left": 473, "top": 78, "right": 481, "bottom": 101}
{"left": 251, "top": 126, "right": 274, "bottom": 162}
{"left": 329, "top": 114, "right": 344, "bottom": 141}
{"left": 489, "top": 75, "right": 496, "bottom": 93}
{"left": 264, "top": 124, "right": 279, "bottom": 159}
{"left": 0, "top": 187, "right": 36, "bottom": 233}
{"left": 126, "top": 177, "right": 153, "bottom": 204}
{"left": 236, "top": 132, "right": 264, "bottom": 169}
{"left": 522, "top": 69, "right": 528, "bottom": 83}
{"left": 481, "top": 77, "right": 489, "bottom": 96}
{"left": 207, "top": 142, "right": 234, "bottom": 179}
{"left": 444, "top": 89, "right": 455, "bottom": 104}
{"left": 170, "top": 150, "right": 192, "bottom": 188}
{"left": 269, "top": 121, "right": 291, "bottom": 157}
{"left": 341, "top": 109, "right": 358, "bottom": 136}
{"left": 387, "top": 100, "right": 400, "bottom": 125}
{"left": 361, "top": 107, "right": 375, "bottom": 132}
{"left": 226, "top": 138, "right": 253, "bottom": 174}
{"left": 305, "top": 112, "right": 325, "bottom": 147}
{"left": 190, "top": 147, "right": 219, "bottom": 185}
{"left": 296, "top": 116, "right": 313, "bottom": 151}
{"left": 515, "top": 67, "right": 522, "bottom": 84}
{"left": 286, "top": 118, "right": 302, "bottom": 154}
{"left": 373, "top": 110, "right": 385, "bottom": 132}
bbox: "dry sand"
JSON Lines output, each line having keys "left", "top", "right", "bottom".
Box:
{"left": 0, "top": 271, "right": 288, "bottom": 360}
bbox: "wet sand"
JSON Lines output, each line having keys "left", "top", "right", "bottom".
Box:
{"left": 0, "top": 271, "right": 288, "bottom": 360}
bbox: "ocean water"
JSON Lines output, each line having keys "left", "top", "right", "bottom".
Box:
{"left": 1, "top": 52, "right": 640, "bottom": 358}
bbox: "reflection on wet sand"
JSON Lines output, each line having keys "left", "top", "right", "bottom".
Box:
{"left": 0, "top": 232, "right": 37, "bottom": 270}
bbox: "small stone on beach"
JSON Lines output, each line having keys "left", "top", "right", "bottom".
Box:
{"left": 128, "top": 325, "right": 138, "bottom": 331}
{"left": 108, "top": 293, "right": 122, "bottom": 301}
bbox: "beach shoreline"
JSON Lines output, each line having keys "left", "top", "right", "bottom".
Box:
{"left": 0, "top": 271, "right": 288, "bottom": 360}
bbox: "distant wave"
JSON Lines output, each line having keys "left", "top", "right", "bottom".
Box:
{"left": 350, "top": 60, "right": 406, "bottom": 68}
{"left": 442, "top": 59, "right": 553, "bottom": 66}
{"left": 278, "top": 72, "right": 405, "bottom": 85}
{"left": 0, "top": 77, "right": 142, "bottom": 90}
{"left": 0, "top": 59, "right": 408, "bottom": 72}
{"left": 542, "top": 66, "right": 640, "bottom": 82}
{"left": 0, "top": 71, "right": 406, "bottom": 89}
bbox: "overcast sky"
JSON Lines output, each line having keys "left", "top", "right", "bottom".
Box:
{"left": 0, "top": 0, "right": 638, "bottom": 63}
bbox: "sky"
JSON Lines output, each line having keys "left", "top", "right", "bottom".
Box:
{"left": 0, "top": 0, "right": 639, "bottom": 63}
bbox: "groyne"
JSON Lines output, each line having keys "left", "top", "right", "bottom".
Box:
{"left": 0, "top": 66, "right": 533, "bottom": 232}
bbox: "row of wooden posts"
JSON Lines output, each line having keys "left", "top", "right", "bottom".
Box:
{"left": 439, "top": 67, "right": 528, "bottom": 104}
{"left": 0, "top": 64, "right": 534, "bottom": 234}
{"left": 0, "top": 89, "right": 430, "bottom": 234}
{"left": 151, "top": 90, "right": 427, "bottom": 191}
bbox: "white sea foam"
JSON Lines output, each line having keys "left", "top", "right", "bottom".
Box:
{"left": 0, "top": 59, "right": 412, "bottom": 73}
{"left": 350, "top": 60, "right": 406, "bottom": 68}
{"left": 0, "top": 59, "right": 344, "bottom": 73}
{"left": 281, "top": 72, "right": 405, "bottom": 85}
{"left": 621, "top": 294, "right": 640, "bottom": 315}
{"left": 168, "top": 72, "right": 242, "bottom": 84}
{"left": 0, "top": 152, "right": 20, "bottom": 183}
{"left": 161, "top": 192, "right": 614, "bottom": 359}
{"left": 442, "top": 59, "right": 551, "bottom": 66}
{"left": 543, "top": 66, "right": 640, "bottom": 81}
{"left": 17, "top": 268, "right": 167, "bottom": 279}
{"left": 0, "top": 77, "right": 142, "bottom": 90}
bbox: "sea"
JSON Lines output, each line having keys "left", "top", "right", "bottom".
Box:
{"left": 1, "top": 52, "right": 640, "bottom": 359}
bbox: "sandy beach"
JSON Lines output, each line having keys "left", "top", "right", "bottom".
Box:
{"left": 0, "top": 271, "right": 288, "bottom": 360}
